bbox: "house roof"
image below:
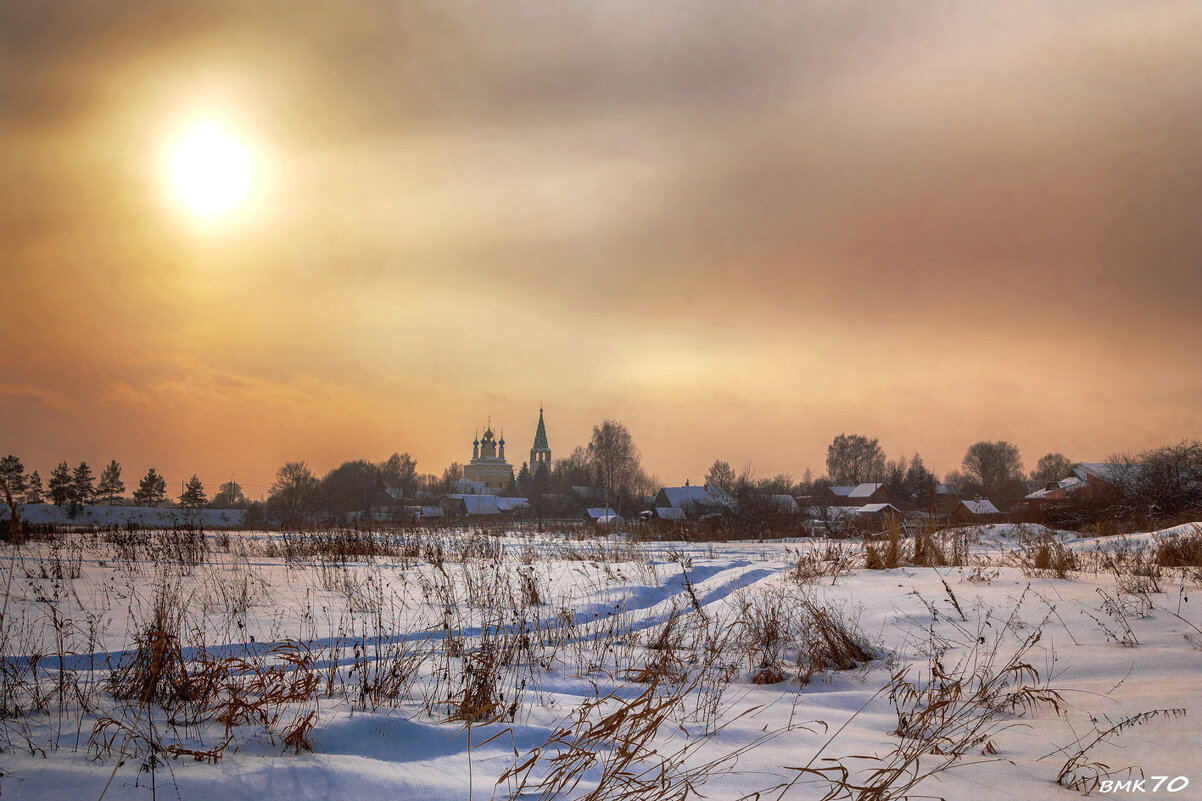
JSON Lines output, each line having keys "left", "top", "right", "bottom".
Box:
{"left": 652, "top": 506, "right": 687, "bottom": 520}
{"left": 446, "top": 494, "right": 500, "bottom": 515}
{"left": 657, "top": 485, "right": 734, "bottom": 509}
{"left": 848, "top": 482, "right": 885, "bottom": 498}
{"left": 856, "top": 503, "right": 901, "bottom": 514}
{"left": 958, "top": 499, "right": 1000, "bottom": 515}
{"left": 496, "top": 497, "right": 530, "bottom": 512}
{"left": 1074, "top": 462, "right": 1125, "bottom": 484}
{"left": 828, "top": 486, "right": 855, "bottom": 497}
{"left": 768, "top": 494, "right": 799, "bottom": 513}
{"left": 1024, "top": 476, "right": 1084, "bottom": 500}
{"left": 585, "top": 507, "right": 620, "bottom": 521}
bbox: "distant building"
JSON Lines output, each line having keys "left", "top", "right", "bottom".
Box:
{"left": 463, "top": 422, "right": 513, "bottom": 493}
{"left": 767, "top": 495, "right": 800, "bottom": 515}
{"left": 950, "top": 498, "right": 1002, "bottom": 523}
{"left": 584, "top": 507, "right": 622, "bottom": 524}
{"left": 530, "top": 406, "right": 552, "bottom": 479}
{"left": 855, "top": 502, "right": 904, "bottom": 525}
{"left": 653, "top": 485, "right": 736, "bottom": 518}
{"left": 1024, "top": 476, "right": 1086, "bottom": 510}
{"left": 825, "top": 482, "right": 890, "bottom": 506}
{"left": 1023, "top": 462, "right": 1127, "bottom": 512}
{"left": 440, "top": 494, "right": 501, "bottom": 517}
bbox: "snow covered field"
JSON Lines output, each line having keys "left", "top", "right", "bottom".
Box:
{"left": 0, "top": 524, "right": 1200, "bottom": 800}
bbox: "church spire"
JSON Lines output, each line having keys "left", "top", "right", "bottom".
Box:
{"left": 530, "top": 406, "right": 551, "bottom": 467}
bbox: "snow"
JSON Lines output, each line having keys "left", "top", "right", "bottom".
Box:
{"left": 0, "top": 524, "right": 1200, "bottom": 799}
{"left": 958, "top": 498, "right": 1001, "bottom": 515}
{"left": 6, "top": 503, "right": 246, "bottom": 528}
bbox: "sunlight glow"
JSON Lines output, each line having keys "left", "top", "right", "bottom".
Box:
{"left": 167, "top": 122, "right": 252, "bottom": 221}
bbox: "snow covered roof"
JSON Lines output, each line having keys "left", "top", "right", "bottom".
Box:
{"left": 827, "top": 486, "right": 855, "bottom": 497}
{"left": 445, "top": 494, "right": 500, "bottom": 515}
{"left": 584, "top": 507, "right": 621, "bottom": 523}
{"left": 496, "top": 497, "right": 530, "bottom": 512}
{"left": 652, "top": 506, "right": 687, "bottom": 520}
{"left": 1074, "top": 463, "right": 1126, "bottom": 484}
{"left": 656, "top": 485, "right": 734, "bottom": 509}
{"left": 848, "top": 483, "right": 884, "bottom": 498}
{"left": 958, "top": 499, "right": 1000, "bottom": 515}
{"left": 1024, "top": 476, "right": 1084, "bottom": 500}
{"left": 768, "top": 495, "right": 799, "bottom": 513}
{"left": 856, "top": 503, "right": 901, "bottom": 514}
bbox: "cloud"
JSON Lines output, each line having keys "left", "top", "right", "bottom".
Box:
{"left": 2, "top": 0, "right": 1201, "bottom": 482}
{"left": 0, "top": 383, "right": 72, "bottom": 412}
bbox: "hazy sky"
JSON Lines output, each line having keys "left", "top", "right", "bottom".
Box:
{"left": 3, "top": 1, "right": 1201, "bottom": 496}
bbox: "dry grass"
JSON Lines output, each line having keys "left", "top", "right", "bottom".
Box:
{"left": 0, "top": 520, "right": 1197, "bottom": 797}
{"left": 1055, "top": 708, "right": 1188, "bottom": 792}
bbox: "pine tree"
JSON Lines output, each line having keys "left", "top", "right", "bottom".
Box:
{"left": 23, "top": 471, "right": 44, "bottom": 504}
{"left": 48, "top": 461, "right": 73, "bottom": 506}
{"left": 71, "top": 462, "right": 96, "bottom": 505}
{"left": 96, "top": 460, "right": 125, "bottom": 505}
{"left": 179, "top": 474, "right": 207, "bottom": 509}
{"left": 0, "top": 455, "right": 26, "bottom": 498}
{"left": 133, "top": 468, "right": 168, "bottom": 506}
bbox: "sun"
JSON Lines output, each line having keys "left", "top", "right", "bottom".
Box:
{"left": 166, "top": 122, "right": 252, "bottom": 221}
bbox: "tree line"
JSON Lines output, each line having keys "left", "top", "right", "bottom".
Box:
{"left": 0, "top": 455, "right": 239, "bottom": 513}
{"left": 263, "top": 420, "right": 656, "bottom": 523}
{"left": 5, "top": 428, "right": 1198, "bottom": 525}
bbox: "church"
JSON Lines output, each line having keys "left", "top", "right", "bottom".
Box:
{"left": 462, "top": 407, "right": 553, "bottom": 494}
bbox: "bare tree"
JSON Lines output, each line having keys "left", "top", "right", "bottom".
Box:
{"left": 961, "top": 440, "right": 1026, "bottom": 509}
{"left": 825, "top": 434, "right": 886, "bottom": 485}
{"left": 705, "top": 459, "right": 736, "bottom": 492}
{"left": 269, "top": 461, "right": 319, "bottom": 525}
{"left": 441, "top": 462, "right": 464, "bottom": 493}
{"left": 380, "top": 452, "right": 418, "bottom": 502}
{"left": 1031, "top": 453, "right": 1075, "bottom": 485}
{"left": 212, "top": 479, "right": 249, "bottom": 508}
{"left": 552, "top": 446, "right": 594, "bottom": 491}
{"left": 1116, "top": 440, "right": 1202, "bottom": 517}
{"left": 588, "top": 419, "right": 646, "bottom": 515}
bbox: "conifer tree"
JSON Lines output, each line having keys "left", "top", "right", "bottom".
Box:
{"left": 133, "top": 468, "right": 168, "bottom": 506}
{"left": 179, "top": 474, "right": 207, "bottom": 508}
{"left": 23, "top": 471, "right": 44, "bottom": 504}
{"left": 71, "top": 462, "right": 96, "bottom": 505}
{"left": 48, "top": 461, "right": 73, "bottom": 506}
{"left": 0, "top": 455, "right": 26, "bottom": 498}
{"left": 96, "top": 460, "right": 125, "bottom": 505}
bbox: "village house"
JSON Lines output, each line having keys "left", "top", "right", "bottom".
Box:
{"left": 653, "top": 484, "right": 736, "bottom": 519}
